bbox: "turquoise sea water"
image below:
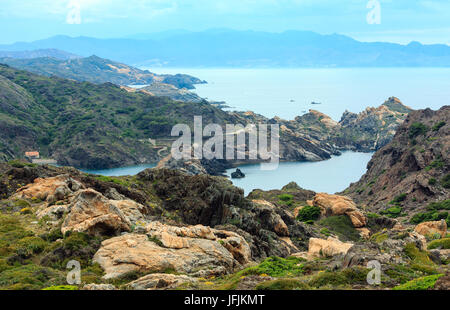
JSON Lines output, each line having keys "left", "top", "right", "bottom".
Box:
{"left": 93, "top": 67, "right": 449, "bottom": 192}
{"left": 226, "top": 151, "right": 374, "bottom": 195}
{"left": 149, "top": 67, "right": 450, "bottom": 121}
{"left": 77, "top": 152, "right": 371, "bottom": 195}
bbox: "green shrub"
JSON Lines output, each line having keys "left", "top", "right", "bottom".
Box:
{"left": 309, "top": 271, "right": 348, "bottom": 288}
{"left": 319, "top": 215, "right": 361, "bottom": 242}
{"left": 426, "top": 160, "right": 444, "bottom": 171}
{"left": 0, "top": 215, "right": 35, "bottom": 258}
{"left": 341, "top": 267, "right": 370, "bottom": 284}
{"left": 278, "top": 194, "right": 293, "bottom": 206}
{"left": 40, "top": 228, "right": 64, "bottom": 242}
{"left": 432, "top": 121, "right": 445, "bottom": 132}
{"left": 427, "top": 199, "right": 450, "bottom": 211}
{"left": 40, "top": 232, "right": 102, "bottom": 269}
{"left": 404, "top": 243, "right": 433, "bottom": 265}
{"left": 7, "top": 160, "right": 37, "bottom": 168}
{"left": 371, "top": 231, "right": 388, "bottom": 243}
{"left": 278, "top": 194, "right": 293, "bottom": 202}
{"left": 410, "top": 210, "right": 449, "bottom": 226}
{"left": 297, "top": 206, "right": 321, "bottom": 222}
{"left": 392, "top": 274, "right": 443, "bottom": 290}
{"left": 81, "top": 263, "right": 105, "bottom": 284}
{"left": 0, "top": 264, "right": 65, "bottom": 290}
{"left": 320, "top": 228, "right": 331, "bottom": 236}
{"left": 94, "top": 175, "right": 130, "bottom": 187}
{"left": 367, "top": 212, "right": 380, "bottom": 219}
{"left": 14, "top": 199, "right": 31, "bottom": 209}
{"left": 380, "top": 206, "right": 402, "bottom": 218}
{"left": 385, "top": 264, "right": 421, "bottom": 285}
{"left": 409, "top": 122, "right": 427, "bottom": 139}
{"left": 428, "top": 238, "right": 450, "bottom": 250}
{"left": 0, "top": 258, "right": 11, "bottom": 273}
{"left": 428, "top": 178, "right": 437, "bottom": 186}
{"left": 390, "top": 193, "right": 407, "bottom": 204}
{"left": 255, "top": 279, "right": 310, "bottom": 290}
{"left": 441, "top": 174, "right": 450, "bottom": 189}
{"left": 243, "top": 256, "right": 304, "bottom": 278}
{"left": 16, "top": 236, "right": 48, "bottom": 256}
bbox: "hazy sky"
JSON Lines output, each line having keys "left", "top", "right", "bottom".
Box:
{"left": 0, "top": 0, "right": 449, "bottom": 45}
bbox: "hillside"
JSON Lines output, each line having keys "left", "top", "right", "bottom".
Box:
{"left": 0, "top": 64, "right": 234, "bottom": 169}
{"left": 0, "top": 55, "right": 205, "bottom": 89}
{"left": 1, "top": 30, "right": 450, "bottom": 67}
{"left": 344, "top": 106, "right": 449, "bottom": 216}
{"left": 0, "top": 160, "right": 448, "bottom": 290}
{"left": 283, "top": 97, "right": 413, "bottom": 152}
{"left": 0, "top": 48, "right": 80, "bottom": 60}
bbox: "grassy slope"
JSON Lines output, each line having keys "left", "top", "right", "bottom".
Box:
{"left": 0, "top": 64, "right": 235, "bottom": 169}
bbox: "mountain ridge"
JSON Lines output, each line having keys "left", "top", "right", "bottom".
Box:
{"left": 1, "top": 30, "right": 450, "bottom": 67}
{"left": 0, "top": 55, "right": 205, "bottom": 89}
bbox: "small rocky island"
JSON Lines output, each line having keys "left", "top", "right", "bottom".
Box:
{"left": 231, "top": 168, "right": 245, "bottom": 179}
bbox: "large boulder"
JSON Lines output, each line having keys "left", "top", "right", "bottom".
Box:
{"left": 312, "top": 193, "right": 367, "bottom": 228}
{"left": 307, "top": 237, "right": 354, "bottom": 259}
{"left": 13, "top": 174, "right": 84, "bottom": 203}
{"left": 251, "top": 200, "right": 289, "bottom": 237}
{"left": 342, "top": 231, "right": 428, "bottom": 268}
{"left": 93, "top": 222, "right": 252, "bottom": 279}
{"left": 61, "top": 189, "right": 131, "bottom": 236}
{"left": 126, "top": 273, "right": 198, "bottom": 290}
{"left": 414, "top": 220, "right": 447, "bottom": 238}
{"left": 110, "top": 199, "right": 146, "bottom": 225}
{"left": 146, "top": 221, "right": 252, "bottom": 265}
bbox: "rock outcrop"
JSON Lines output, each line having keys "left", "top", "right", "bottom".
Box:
{"left": 251, "top": 200, "right": 289, "bottom": 237}
{"left": 93, "top": 221, "right": 252, "bottom": 279}
{"left": 61, "top": 189, "right": 131, "bottom": 236}
{"left": 311, "top": 193, "right": 367, "bottom": 228}
{"left": 13, "top": 174, "right": 84, "bottom": 203}
{"left": 345, "top": 105, "right": 449, "bottom": 210}
{"left": 414, "top": 220, "right": 448, "bottom": 238}
{"left": 307, "top": 237, "right": 354, "bottom": 259}
{"left": 231, "top": 168, "right": 245, "bottom": 179}
{"left": 127, "top": 273, "right": 198, "bottom": 290}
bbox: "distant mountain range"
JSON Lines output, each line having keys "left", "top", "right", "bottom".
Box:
{"left": 0, "top": 55, "right": 205, "bottom": 88}
{"left": 0, "top": 48, "right": 80, "bottom": 60}
{"left": 1, "top": 29, "right": 450, "bottom": 67}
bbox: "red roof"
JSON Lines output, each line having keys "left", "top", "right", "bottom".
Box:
{"left": 25, "top": 151, "right": 39, "bottom": 157}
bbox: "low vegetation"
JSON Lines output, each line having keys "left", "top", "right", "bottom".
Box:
{"left": 427, "top": 238, "right": 450, "bottom": 250}
{"left": 392, "top": 274, "right": 444, "bottom": 290}
{"left": 319, "top": 215, "right": 361, "bottom": 242}
{"left": 409, "top": 122, "right": 428, "bottom": 139}
{"left": 296, "top": 205, "right": 321, "bottom": 222}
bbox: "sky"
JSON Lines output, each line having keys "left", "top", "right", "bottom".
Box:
{"left": 0, "top": 0, "right": 449, "bottom": 45}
